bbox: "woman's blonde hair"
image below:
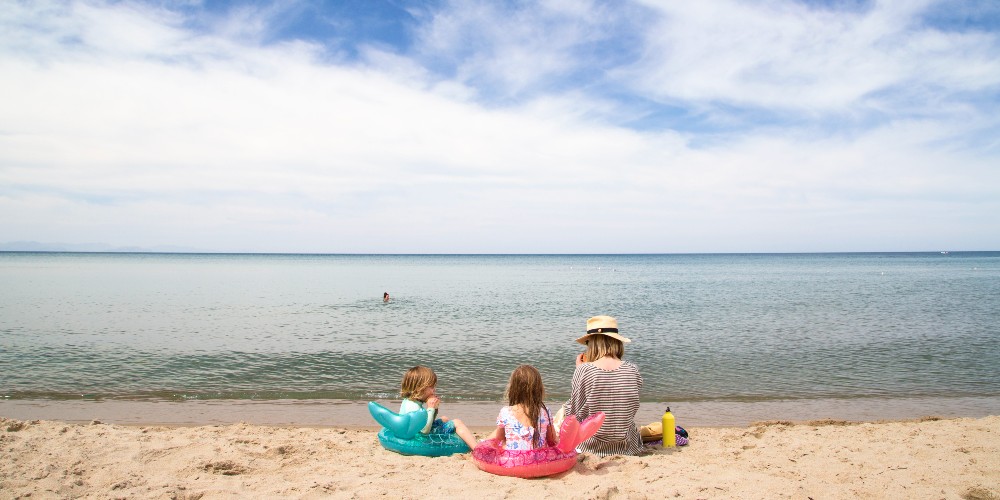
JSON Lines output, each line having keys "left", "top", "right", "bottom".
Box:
{"left": 400, "top": 365, "right": 437, "bottom": 402}
{"left": 506, "top": 365, "right": 548, "bottom": 447}
{"left": 582, "top": 334, "right": 624, "bottom": 362}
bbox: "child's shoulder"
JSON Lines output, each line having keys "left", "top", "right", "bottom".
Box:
{"left": 400, "top": 398, "right": 424, "bottom": 413}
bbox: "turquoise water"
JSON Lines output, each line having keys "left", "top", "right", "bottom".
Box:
{"left": 2, "top": 252, "right": 999, "bottom": 410}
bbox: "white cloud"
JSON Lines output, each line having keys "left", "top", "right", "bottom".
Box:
{"left": 626, "top": 0, "right": 1000, "bottom": 114}
{"left": 0, "top": 0, "right": 997, "bottom": 253}
{"left": 410, "top": 0, "right": 623, "bottom": 98}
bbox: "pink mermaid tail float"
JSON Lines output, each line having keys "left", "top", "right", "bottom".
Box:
{"left": 472, "top": 412, "right": 605, "bottom": 478}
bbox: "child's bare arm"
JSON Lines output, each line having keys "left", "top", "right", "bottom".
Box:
{"left": 486, "top": 425, "right": 503, "bottom": 441}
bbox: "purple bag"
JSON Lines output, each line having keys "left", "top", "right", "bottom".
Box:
{"left": 675, "top": 426, "right": 689, "bottom": 446}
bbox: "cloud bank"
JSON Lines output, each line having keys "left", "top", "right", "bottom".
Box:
{"left": 1, "top": 0, "right": 998, "bottom": 252}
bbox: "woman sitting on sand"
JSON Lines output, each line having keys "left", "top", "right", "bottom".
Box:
{"left": 561, "top": 315, "right": 644, "bottom": 456}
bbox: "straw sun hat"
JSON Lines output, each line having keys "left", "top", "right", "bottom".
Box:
{"left": 575, "top": 315, "right": 631, "bottom": 344}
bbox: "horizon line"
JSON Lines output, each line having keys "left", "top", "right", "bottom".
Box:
{"left": 1, "top": 250, "right": 993, "bottom": 256}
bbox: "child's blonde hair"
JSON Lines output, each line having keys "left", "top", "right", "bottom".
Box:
{"left": 582, "top": 334, "right": 624, "bottom": 363}
{"left": 506, "top": 365, "right": 548, "bottom": 448}
{"left": 400, "top": 365, "right": 437, "bottom": 402}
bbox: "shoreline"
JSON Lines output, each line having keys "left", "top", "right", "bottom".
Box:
{"left": 3, "top": 395, "right": 999, "bottom": 429}
{"left": 2, "top": 414, "right": 997, "bottom": 499}
{"left": 0, "top": 397, "right": 1000, "bottom": 430}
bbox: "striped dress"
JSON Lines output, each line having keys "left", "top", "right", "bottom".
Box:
{"left": 565, "top": 360, "right": 644, "bottom": 456}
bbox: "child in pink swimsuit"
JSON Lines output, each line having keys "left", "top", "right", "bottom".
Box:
{"left": 487, "top": 365, "right": 557, "bottom": 450}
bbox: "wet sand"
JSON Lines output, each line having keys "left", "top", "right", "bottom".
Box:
{"left": 4, "top": 395, "right": 1000, "bottom": 428}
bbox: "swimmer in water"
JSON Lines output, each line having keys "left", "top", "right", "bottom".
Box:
{"left": 383, "top": 291, "right": 390, "bottom": 302}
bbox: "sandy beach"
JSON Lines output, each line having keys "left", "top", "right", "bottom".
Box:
{"left": 2, "top": 415, "right": 997, "bottom": 499}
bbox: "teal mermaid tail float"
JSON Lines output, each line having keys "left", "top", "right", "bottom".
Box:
{"left": 368, "top": 401, "right": 471, "bottom": 457}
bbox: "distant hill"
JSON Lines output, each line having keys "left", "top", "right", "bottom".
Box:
{"left": 0, "top": 241, "right": 206, "bottom": 253}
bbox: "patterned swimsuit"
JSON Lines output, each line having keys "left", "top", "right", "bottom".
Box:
{"left": 496, "top": 405, "right": 550, "bottom": 450}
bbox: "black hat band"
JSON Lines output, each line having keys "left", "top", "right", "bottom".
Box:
{"left": 586, "top": 327, "right": 618, "bottom": 334}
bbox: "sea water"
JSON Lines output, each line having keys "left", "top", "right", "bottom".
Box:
{"left": 1, "top": 252, "right": 999, "bottom": 425}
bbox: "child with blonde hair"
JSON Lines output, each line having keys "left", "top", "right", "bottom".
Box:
{"left": 399, "top": 365, "right": 478, "bottom": 450}
{"left": 486, "top": 365, "right": 557, "bottom": 450}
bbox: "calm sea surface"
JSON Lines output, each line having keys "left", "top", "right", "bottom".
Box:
{"left": 2, "top": 252, "right": 999, "bottom": 424}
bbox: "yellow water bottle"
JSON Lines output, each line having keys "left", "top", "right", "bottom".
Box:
{"left": 662, "top": 407, "right": 675, "bottom": 448}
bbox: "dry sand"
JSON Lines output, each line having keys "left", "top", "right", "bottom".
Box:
{"left": 2, "top": 415, "right": 998, "bottom": 499}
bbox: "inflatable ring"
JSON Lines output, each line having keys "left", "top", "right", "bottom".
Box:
{"left": 472, "top": 412, "right": 605, "bottom": 478}
{"left": 368, "top": 402, "right": 471, "bottom": 457}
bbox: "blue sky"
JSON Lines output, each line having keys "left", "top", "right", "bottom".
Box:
{"left": 1, "top": 0, "right": 998, "bottom": 253}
